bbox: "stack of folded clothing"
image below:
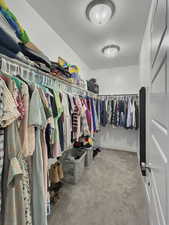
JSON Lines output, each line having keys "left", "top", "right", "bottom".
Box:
{"left": 0, "top": 11, "right": 28, "bottom": 64}
{"left": 50, "top": 61, "right": 71, "bottom": 80}
{"left": 0, "top": 0, "right": 51, "bottom": 72}
{"left": 19, "top": 42, "right": 51, "bottom": 73}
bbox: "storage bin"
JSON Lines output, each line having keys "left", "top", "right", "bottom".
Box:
{"left": 84, "top": 147, "right": 93, "bottom": 167}
{"left": 62, "top": 149, "right": 86, "bottom": 184}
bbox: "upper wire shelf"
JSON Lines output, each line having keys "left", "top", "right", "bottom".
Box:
{"left": 0, "top": 53, "right": 97, "bottom": 97}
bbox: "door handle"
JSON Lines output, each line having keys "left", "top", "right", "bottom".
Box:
{"left": 141, "top": 162, "right": 152, "bottom": 173}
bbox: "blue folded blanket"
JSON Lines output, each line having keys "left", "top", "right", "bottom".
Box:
{"left": 0, "top": 27, "right": 21, "bottom": 53}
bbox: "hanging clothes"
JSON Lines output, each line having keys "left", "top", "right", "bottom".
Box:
{"left": 0, "top": 68, "right": 99, "bottom": 225}
{"left": 62, "top": 92, "right": 72, "bottom": 150}
{"left": 50, "top": 90, "right": 62, "bottom": 157}
{"left": 100, "top": 99, "right": 108, "bottom": 127}
{"left": 100, "top": 95, "right": 139, "bottom": 130}
{"left": 29, "top": 86, "right": 47, "bottom": 225}
{"left": 0, "top": 77, "right": 20, "bottom": 223}
{"left": 85, "top": 96, "right": 93, "bottom": 135}
{"left": 80, "top": 98, "right": 90, "bottom": 136}
{"left": 72, "top": 96, "right": 82, "bottom": 141}
{"left": 38, "top": 88, "right": 52, "bottom": 215}
{"left": 2, "top": 78, "right": 31, "bottom": 225}
{"left": 57, "top": 93, "right": 64, "bottom": 152}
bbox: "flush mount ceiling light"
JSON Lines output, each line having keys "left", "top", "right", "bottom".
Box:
{"left": 102, "top": 44, "right": 120, "bottom": 58}
{"left": 86, "top": 0, "right": 115, "bottom": 25}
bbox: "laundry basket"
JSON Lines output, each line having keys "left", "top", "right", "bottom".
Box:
{"left": 61, "top": 149, "right": 86, "bottom": 184}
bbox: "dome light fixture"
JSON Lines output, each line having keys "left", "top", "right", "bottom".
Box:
{"left": 86, "top": 0, "right": 115, "bottom": 25}
{"left": 102, "top": 44, "right": 120, "bottom": 58}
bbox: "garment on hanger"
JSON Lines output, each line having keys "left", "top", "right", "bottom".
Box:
{"left": 100, "top": 99, "right": 108, "bottom": 127}
{"left": 3, "top": 78, "right": 32, "bottom": 225}
{"left": 0, "top": 76, "right": 20, "bottom": 222}
{"left": 0, "top": 66, "right": 99, "bottom": 225}
{"left": 29, "top": 86, "right": 47, "bottom": 225}
{"left": 100, "top": 95, "right": 139, "bottom": 130}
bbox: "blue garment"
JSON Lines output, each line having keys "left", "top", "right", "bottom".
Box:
{"left": 0, "top": 45, "right": 29, "bottom": 64}
{"left": 0, "top": 7, "right": 21, "bottom": 39}
{"left": 0, "top": 45, "right": 17, "bottom": 58}
{"left": 0, "top": 27, "right": 20, "bottom": 53}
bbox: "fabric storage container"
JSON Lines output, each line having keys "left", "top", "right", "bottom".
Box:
{"left": 61, "top": 149, "right": 86, "bottom": 184}
{"left": 83, "top": 147, "right": 93, "bottom": 167}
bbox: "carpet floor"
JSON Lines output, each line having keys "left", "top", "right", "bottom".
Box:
{"left": 48, "top": 149, "right": 149, "bottom": 225}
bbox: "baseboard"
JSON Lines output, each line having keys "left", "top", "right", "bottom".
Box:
{"left": 101, "top": 147, "right": 137, "bottom": 154}
{"left": 99, "top": 145, "right": 137, "bottom": 153}
{"left": 137, "top": 159, "right": 152, "bottom": 225}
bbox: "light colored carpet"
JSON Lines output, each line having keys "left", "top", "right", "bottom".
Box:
{"left": 48, "top": 149, "right": 149, "bottom": 225}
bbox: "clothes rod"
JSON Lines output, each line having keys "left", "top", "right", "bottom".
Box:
{"left": 99, "top": 94, "right": 138, "bottom": 97}
{"left": 0, "top": 54, "right": 97, "bottom": 97}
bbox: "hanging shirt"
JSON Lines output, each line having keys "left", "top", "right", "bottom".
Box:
{"left": 85, "top": 97, "right": 92, "bottom": 134}
{"left": 100, "top": 100, "right": 108, "bottom": 127}
{"left": 72, "top": 96, "right": 82, "bottom": 141}
{"left": 0, "top": 77, "right": 20, "bottom": 221}
{"left": 62, "top": 93, "right": 72, "bottom": 149}
{"left": 80, "top": 98, "right": 90, "bottom": 136}
{"left": 0, "top": 77, "right": 20, "bottom": 127}
{"left": 131, "top": 99, "right": 136, "bottom": 128}
{"left": 3, "top": 79, "right": 30, "bottom": 225}
{"left": 57, "top": 93, "right": 64, "bottom": 152}
{"left": 29, "top": 86, "right": 48, "bottom": 225}
{"left": 49, "top": 90, "right": 62, "bottom": 157}
{"left": 126, "top": 97, "right": 132, "bottom": 128}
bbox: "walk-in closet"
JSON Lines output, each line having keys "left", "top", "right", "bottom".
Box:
{"left": 0, "top": 0, "right": 168, "bottom": 225}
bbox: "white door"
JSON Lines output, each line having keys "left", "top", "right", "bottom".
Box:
{"left": 146, "top": 0, "right": 169, "bottom": 224}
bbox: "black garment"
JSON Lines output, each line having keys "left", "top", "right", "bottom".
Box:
{"left": 100, "top": 100, "right": 107, "bottom": 127}
{"left": 67, "top": 94, "right": 73, "bottom": 116}
{"left": 58, "top": 114, "right": 64, "bottom": 152}
{"left": 57, "top": 93, "right": 64, "bottom": 152}
{"left": 110, "top": 100, "right": 113, "bottom": 124}
{"left": 50, "top": 90, "right": 57, "bottom": 118}
{"left": 119, "top": 100, "right": 125, "bottom": 127}
{"left": 45, "top": 124, "right": 52, "bottom": 158}
{"left": 19, "top": 43, "right": 51, "bottom": 68}
{"left": 35, "top": 62, "right": 51, "bottom": 73}
{"left": 96, "top": 99, "right": 99, "bottom": 117}
{"left": 67, "top": 95, "right": 74, "bottom": 143}
{"left": 124, "top": 99, "right": 128, "bottom": 128}
{"left": 135, "top": 101, "right": 139, "bottom": 130}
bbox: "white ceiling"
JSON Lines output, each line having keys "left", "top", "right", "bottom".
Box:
{"left": 26, "top": 0, "right": 151, "bottom": 70}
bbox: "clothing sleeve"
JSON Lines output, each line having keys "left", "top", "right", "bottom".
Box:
{"left": 0, "top": 78, "right": 20, "bottom": 128}
{"left": 6, "top": 120, "right": 23, "bottom": 187}
{"left": 7, "top": 157, "right": 23, "bottom": 186}
{"left": 29, "top": 87, "right": 47, "bottom": 128}
{"left": 50, "top": 90, "right": 58, "bottom": 118}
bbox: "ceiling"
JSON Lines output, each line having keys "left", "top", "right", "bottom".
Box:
{"left": 26, "top": 0, "right": 151, "bottom": 70}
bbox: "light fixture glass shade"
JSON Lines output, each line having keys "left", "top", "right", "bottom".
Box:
{"left": 89, "top": 4, "right": 112, "bottom": 25}
{"left": 86, "top": 0, "right": 115, "bottom": 25}
{"left": 102, "top": 45, "right": 120, "bottom": 58}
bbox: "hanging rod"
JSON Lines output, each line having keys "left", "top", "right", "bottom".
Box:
{"left": 99, "top": 93, "right": 138, "bottom": 97}
{"left": 0, "top": 53, "right": 97, "bottom": 97}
